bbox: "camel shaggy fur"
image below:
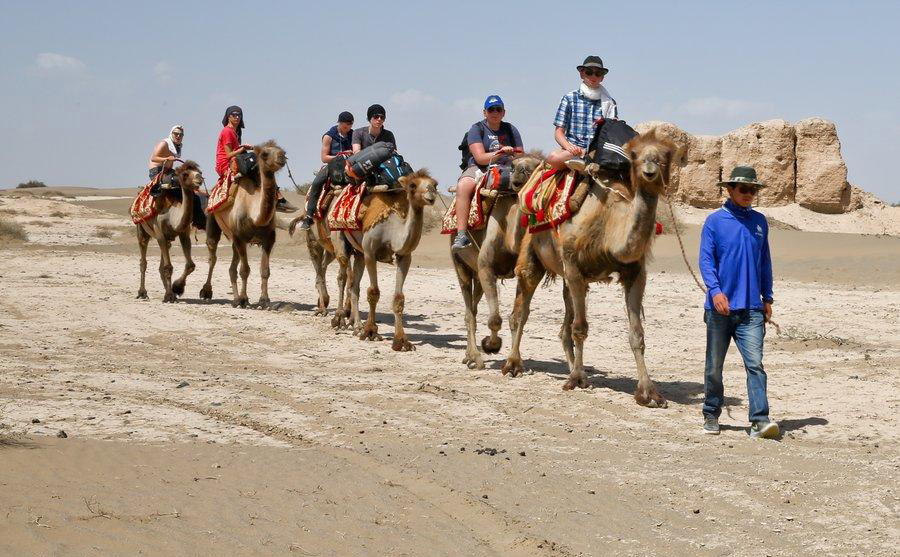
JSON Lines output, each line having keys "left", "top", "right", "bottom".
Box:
{"left": 136, "top": 161, "right": 204, "bottom": 302}
{"left": 199, "top": 140, "right": 287, "bottom": 308}
{"left": 451, "top": 153, "right": 545, "bottom": 369}
{"left": 342, "top": 170, "right": 438, "bottom": 351}
{"left": 502, "top": 130, "right": 680, "bottom": 407}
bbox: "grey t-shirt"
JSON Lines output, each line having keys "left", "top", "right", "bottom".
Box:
{"left": 352, "top": 126, "right": 397, "bottom": 151}
{"left": 466, "top": 120, "right": 523, "bottom": 168}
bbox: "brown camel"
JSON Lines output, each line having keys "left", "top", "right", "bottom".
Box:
{"left": 199, "top": 140, "right": 287, "bottom": 308}
{"left": 342, "top": 170, "right": 438, "bottom": 351}
{"left": 451, "top": 153, "right": 545, "bottom": 369}
{"left": 502, "top": 130, "right": 680, "bottom": 407}
{"left": 135, "top": 161, "right": 204, "bottom": 302}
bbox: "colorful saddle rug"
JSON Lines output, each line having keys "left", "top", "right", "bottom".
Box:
{"left": 440, "top": 166, "right": 505, "bottom": 235}
{"left": 206, "top": 172, "right": 236, "bottom": 215}
{"left": 328, "top": 184, "right": 365, "bottom": 231}
{"left": 130, "top": 181, "right": 158, "bottom": 224}
{"left": 315, "top": 183, "right": 335, "bottom": 220}
{"left": 518, "top": 168, "right": 578, "bottom": 233}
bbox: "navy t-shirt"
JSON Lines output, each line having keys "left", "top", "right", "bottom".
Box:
{"left": 466, "top": 120, "right": 523, "bottom": 168}
{"left": 324, "top": 125, "right": 353, "bottom": 156}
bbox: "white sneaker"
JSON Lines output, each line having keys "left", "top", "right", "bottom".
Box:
{"left": 565, "top": 157, "right": 587, "bottom": 172}
{"left": 749, "top": 421, "right": 780, "bottom": 439}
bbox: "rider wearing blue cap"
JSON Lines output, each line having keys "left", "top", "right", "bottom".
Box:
{"left": 451, "top": 95, "right": 524, "bottom": 251}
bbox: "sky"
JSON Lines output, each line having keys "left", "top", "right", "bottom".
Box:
{"left": 2, "top": 1, "right": 898, "bottom": 202}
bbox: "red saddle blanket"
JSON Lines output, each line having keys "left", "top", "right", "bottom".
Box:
{"left": 130, "top": 182, "right": 157, "bottom": 224}
{"left": 206, "top": 172, "right": 235, "bottom": 215}
{"left": 518, "top": 168, "right": 578, "bottom": 233}
{"left": 328, "top": 184, "right": 365, "bottom": 231}
{"left": 440, "top": 167, "right": 502, "bottom": 235}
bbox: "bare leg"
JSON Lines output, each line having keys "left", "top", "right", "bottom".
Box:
{"left": 171, "top": 232, "right": 195, "bottom": 297}
{"left": 454, "top": 176, "right": 477, "bottom": 230}
{"left": 157, "top": 236, "right": 175, "bottom": 303}
{"left": 502, "top": 246, "right": 544, "bottom": 377}
{"left": 347, "top": 252, "right": 365, "bottom": 333}
{"left": 359, "top": 253, "right": 381, "bottom": 341}
{"left": 562, "top": 269, "right": 590, "bottom": 390}
{"left": 257, "top": 229, "right": 275, "bottom": 308}
{"left": 546, "top": 148, "right": 575, "bottom": 170}
{"left": 391, "top": 254, "right": 414, "bottom": 352}
{"left": 200, "top": 215, "right": 221, "bottom": 300}
{"left": 625, "top": 269, "right": 666, "bottom": 407}
{"left": 136, "top": 225, "right": 149, "bottom": 299}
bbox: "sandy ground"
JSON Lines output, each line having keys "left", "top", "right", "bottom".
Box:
{"left": 1, "top": 188, "right": 899, "bottom": 556}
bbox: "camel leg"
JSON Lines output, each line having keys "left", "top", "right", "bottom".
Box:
{"left": 560, "top": 280, "right": 576, "bottom": 369}
{"left": 347, "top": 252, "right": 365, "bottom": 333}
{"left": 391, "top": 254, "right": 414, "bottom": 352}
{"left": 625, "top": 269, "right": 667, "bottom": 408}
{"left": 157, "top": 236, "right": 176, "bottom": 303}
{"left": 359, "top": 253, "right": 382, "bottom": 341}
{"left": 136, "top": 225, "right": 150, "bottom": 299}
{"left": 233, "top": 240, "right": 251, "bottom": 308}
{"left": 308, "top": 237, "right": 331, "bottom": 316}
{"left": 453, "top": 261, "right": 484, "bottom": 369}
{"left": 228, "top": 241, "right": 241, "bottom": 307}
{"left": 477, "top": 264, "right": 503, "bottom": 354}
{"left": 200, "top": 215, "right": 221, "bottom": 300}
{"left": 257, "top": 229, "right": 275, "bottom": 309}
{"left": 171, "top": 232, "right": 195, "bottom": 298}
{"left": 331, "top": 256, "right": 349, "bottom": 329}
{"left": 562, "top": 270, "right": 591, "bottom": 390}
{"left": 502, "top": 249, "right": 544, "bottom": 377}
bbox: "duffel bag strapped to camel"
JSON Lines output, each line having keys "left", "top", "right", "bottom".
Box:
{"left": 373, "top": 153, "right": 413, "bottom": 187}
{"left": 587, "top": 118, "right": 638, "bottom": 174}
{"left": 235, "top": 150, "right": 258, "bottom": 179}
{"left": 346, "top": 141, "right": 395, "bottom": 182}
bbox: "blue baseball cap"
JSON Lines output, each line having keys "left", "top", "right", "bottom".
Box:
{"left": 483, "top": 95, "right": 504, "bottom": 110}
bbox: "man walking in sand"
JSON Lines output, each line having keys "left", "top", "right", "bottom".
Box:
{"left": 699, "top": 166, "right": 779, "bottom": 439}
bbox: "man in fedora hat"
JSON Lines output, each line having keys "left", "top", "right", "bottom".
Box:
{"left": 546, "top": 55, "right": 618, "bottom": 171}
{"left": 698, "top": 166, "right": 779, "bottom": 439}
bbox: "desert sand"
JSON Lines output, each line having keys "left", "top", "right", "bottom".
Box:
{"left": 1, "top": 187, "right": 898, "bottom": 556}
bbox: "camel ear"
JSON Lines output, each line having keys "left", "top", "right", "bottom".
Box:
{"left": 397, "top": 175, "right": 411, "bottom": 188}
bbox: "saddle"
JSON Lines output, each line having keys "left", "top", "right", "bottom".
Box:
{"left": 327, "top": 184, "right": 366, "bottom": 231}
{"left": 517, "top": 167, "right": 582, "bottom": 233}
{"left": 206, "top": 171, "right": 237, "bottom": 215}
{"left": 440, "top": 165, "right": 511, "bottom": 235}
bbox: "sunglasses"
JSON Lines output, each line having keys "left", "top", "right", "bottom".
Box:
{"left": 370, "top": 114, "right": 385, "bottom": 121}
{"left": 736, "top": 185, "right": 758, "bottom": 195}
{"left": 229, "top": 112, "right": 241, "bottom": 117}
{"left": 486, "top": 106, "right": 504, "bottom": 113}
{"left": 582, "top": 68, "right": 605, "bottom": 77}
{"left": 172, "top": 132, "right": 184, "bottom": 137}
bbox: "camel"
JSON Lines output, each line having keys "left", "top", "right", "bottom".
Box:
{"left": 199, "top": 140, "right": 287, "bottom": 308}
{"left": 135, "top": 161, "right": 204, "bottom": 302}
{"left": 450, "top": 153, "right": 546, "bottom": 369}
{"left": 501, "top": 130, "right": 680, "bottom": 408}
{"left": 340, "top": 170, "right": 438, "bottom": 351}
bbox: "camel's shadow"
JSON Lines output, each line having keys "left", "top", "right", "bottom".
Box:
{"left": 489, "top": 357, "right": 741, "bottom": 407}
{"left": 180, "top": 298, "right": 319, "bottom": 313}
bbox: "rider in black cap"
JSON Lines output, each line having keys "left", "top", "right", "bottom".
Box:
{"left": 352, "top": 103, "right": 396, "bottom": 153}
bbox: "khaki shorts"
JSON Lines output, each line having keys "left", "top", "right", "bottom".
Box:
{"left": 457, "top": 166, "right": 483, "bottom": 183}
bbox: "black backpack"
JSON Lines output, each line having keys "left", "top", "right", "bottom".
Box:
{"left": 374, "top": 153, "right": 414, "bottom": 186}
{"left": 587, "top": 119, "right": 638, "bottom": 174}
{"left": 235, "top": 151, "right": 258, "bottom": 178}
{"left": 458, "top": 121, "right": 515, "bottom": 170}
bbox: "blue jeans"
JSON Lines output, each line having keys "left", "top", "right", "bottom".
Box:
{"left": 703, "top": 309, "right": 770, "bottom": 423}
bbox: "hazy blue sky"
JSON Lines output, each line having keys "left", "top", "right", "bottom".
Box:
{"left": 2, "top": 1, "right": 898, "bottom": 201}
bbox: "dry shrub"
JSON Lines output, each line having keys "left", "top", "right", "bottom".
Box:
{"left": 95, "top": 226, "right": 115, "bottom": 239}
{"left": 16, "top": 180, "right": 46, "bottom": 189}
{"left": 27, "top": 220, "right": 52, "bottom": 227}
{"left": 50, "top": 210, "right": 67, "bottom": 218}
{"left": 0, "top": 216, "right": 28, "bottom": 241}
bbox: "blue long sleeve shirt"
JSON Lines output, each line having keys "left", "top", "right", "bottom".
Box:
{"left": 698, "top": 200, "right": 773, "bottom": 310}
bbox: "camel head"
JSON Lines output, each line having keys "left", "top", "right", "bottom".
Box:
{"left": 174, "top": 160, "right": 204, "bottom": 190}
{"left": 622, "top": 129, "right": 680, "bottom": 196}
{"left": 510, "top": 150, "right": 546, "bottom": 190}
{"left": 398, "top": 169, "right": 437, "bottom": 208}
{"left": 253, "top": 140, "right": 287, "bottom": 174}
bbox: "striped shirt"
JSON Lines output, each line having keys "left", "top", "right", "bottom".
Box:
{"left": 553, "top": 86, "right": 618, "bottom": 149}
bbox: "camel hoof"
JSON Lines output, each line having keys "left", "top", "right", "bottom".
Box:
{"left": 199, "top": 285, "right": 212, "bottom": 300}
{"left": 330, "top": 310, "right": 345, "bottom": 328}
{"left": 171, "top": 280, "right": 185, "bottom": 296}
{"left": 359, "top": 324, "right": 381, "bottom": 341}
{"left": 257, "top": 297, "right": 270, "bottom": 310}
{"left": 315, "top": 307, "right": 327, "bottom": 317}
{"left": 462, "top": 353, "right": 485, "bottom": 370}
{"left": 392, "top": 337, "right": 415, "bottom": 352}
{"left": 163, "top": 292, "right": 176, "bottom": 303}
{"left": 136, "top": 289, "right": 148, "bottom": 300}
{"left": 501, "top": 358, "right": 524, "bottom": 377}
{"left": 481, "top": 335, "right": 502, "bottom": 354}
{"left": 562, "top": 377, "right": 590, "bottom": 391}
{"left": 634, "top": 389, "right": 668, "bottom": 408}
{"left": 233, "top": 296, "right": 249, "bottom": 308}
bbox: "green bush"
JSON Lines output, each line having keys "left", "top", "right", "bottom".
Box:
{"left": 16, "top": 180, "right": 47, "bottom": 189}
